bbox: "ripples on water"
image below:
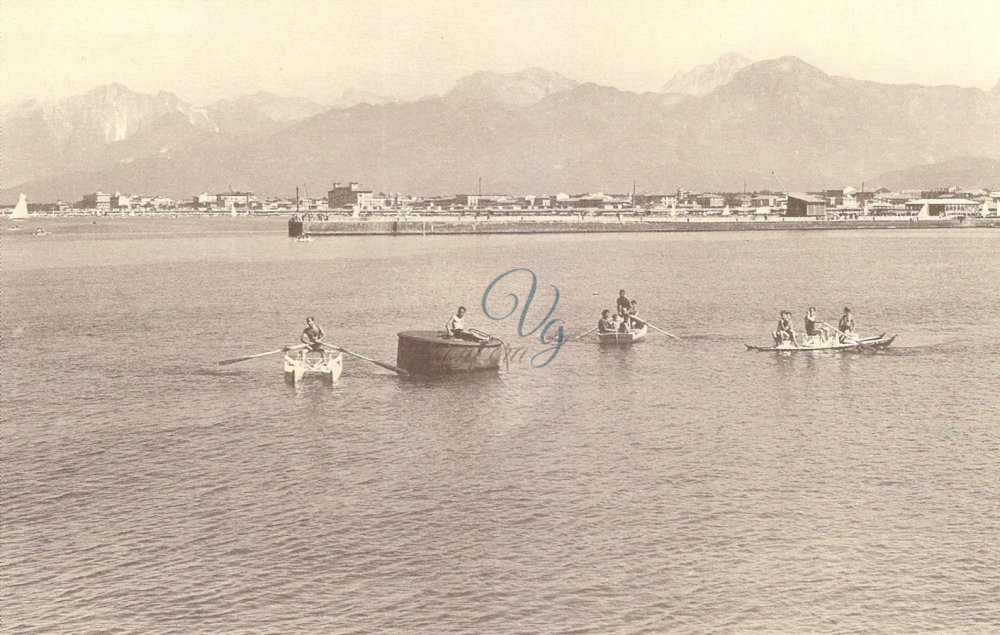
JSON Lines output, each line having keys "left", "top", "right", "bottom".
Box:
{"left": 3, "top": 226, "right": 999, "bottom": 632}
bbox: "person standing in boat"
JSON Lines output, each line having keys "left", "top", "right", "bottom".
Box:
{"left": 616, "top": 289, "right": 632, "bottom": 316}
{"left": 300, "top": 316, "right": 328, "bottom": 359}
{"left": 804, "top": 307, "right": 830, "bottom": 344}
{"left": 598, "top": 310, "right": 615, "bottom": 334}
{"left": 838, "top": 307, "right": 856, "bottom": 342}
{"left": 446, "top": 306, "right": 490, "bottom": 342}
{"left": 773, "top": 311, "right": 798, "bottom": 346}
{"left": 626, "top": 299, "right": 640, "bottom": 328}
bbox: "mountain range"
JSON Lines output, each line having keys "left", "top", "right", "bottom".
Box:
{"left": 3, "top": 55, "right": 999, "bottom": 203}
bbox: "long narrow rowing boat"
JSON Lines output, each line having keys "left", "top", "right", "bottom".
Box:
{"left": 599, "top": 321, "right": 648, "bottom": 345}
{"left": 745, "top": 333, "right": 896, "bottom": 352}
{"left": 283, "top": 350, "right": 344, "bottom": 385}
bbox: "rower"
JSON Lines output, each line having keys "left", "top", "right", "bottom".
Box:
{"left": 773, "top": 310, "right": 798, "bottom": 346}
{"left": 616, "top": 289, "right": 631, "bottom": 316}
{"left": 804, "top": 307, "right": 830, "bottom": 343}
{"left": 597, "top": 310, "right": 615, "bottom": 334}
{"left": 838, "top": 307, "right": 856, "bottom": 342}
{"left": 300, "top": 316, "right": 328, "bottom": 359}
{"left": 445, "top": 306, "right": 490, "bottom": 342}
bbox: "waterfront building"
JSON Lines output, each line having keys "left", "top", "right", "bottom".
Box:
{"left": 328, "top": 182, "right": 373, "bottom": 209}
{"left": 215, "top": 191, "right": 254, "bottom": 210}
{"left": 695, "top": 194, "right": 725, "bottom": 208}
{"left": 751, "top": 194, "right": 780, "bottom": 208}
{"left": 903, "top": 198, "right": 981, "bottom": 217}
{"left": 785, "top": 192, "right": 827, "bottom": 217}
{"left": 635, "top": 193, "right": 678, "bottom": 207}
{"left": 81, "top": 192, "right": 112, "bottom": 212}
{"left": 111, "top": 192, "right": 131, "bottom": 210}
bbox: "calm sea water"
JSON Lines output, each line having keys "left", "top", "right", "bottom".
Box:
{"left": 3, "top": 221, "right": 999, "bottom": 633}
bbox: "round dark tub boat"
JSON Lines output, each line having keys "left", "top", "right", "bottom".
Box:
{"left": 396, "top": 331, "right": 505, "bottom": 375}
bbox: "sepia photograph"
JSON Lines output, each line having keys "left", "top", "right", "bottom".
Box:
{"left": 2, "top": 0, "right": 999, "bottom": 631}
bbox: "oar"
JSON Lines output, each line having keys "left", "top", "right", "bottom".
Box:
{"left": 327, "top": 344, "right": 409, "bottom": 377}
{"left": 821, "top": 321, "right": 866, "bottom": 347}
{"left": 635, "top": 317, "right": 680, "bottom": 339}
{"left": 218, "top": 343, "right": 309, "bottom": 366}
{"left": 573, "top": 325, "right": 599, "bottom": 340}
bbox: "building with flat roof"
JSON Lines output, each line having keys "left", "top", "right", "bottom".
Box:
{"left": 81, "top": 192, "right": 112, "bottom": 211}
{"left": 328, "top": 182, "right": 373, "bottom": 209}
{"left": 904, "top": 198, "right": 981, "bottom": 217}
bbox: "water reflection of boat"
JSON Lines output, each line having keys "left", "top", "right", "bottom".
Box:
{"left": 283, "top": 350, "right": 343, "bottom": 386}
{"left": 599, "top": 320, "right": 647, "bottom": 345}
{"left": 396, "top": 330, "right": 505, "bottom": 375}
{"left": 745, "top": 333, "right": 896, "bottom": 352}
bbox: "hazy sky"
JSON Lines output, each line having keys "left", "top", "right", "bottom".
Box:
{"left": 2, "top": 0, "right": 999, "bottom": 105}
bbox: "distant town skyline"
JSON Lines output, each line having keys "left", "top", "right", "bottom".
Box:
{"left": 2, "top": 0, "right": 999, "bottom": 106}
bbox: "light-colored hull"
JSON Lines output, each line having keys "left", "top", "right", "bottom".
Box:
{"left": 598, "top": 322, "right": 648, "bottom": 345}
{"left": 283, "top": 352, "right": 343, "bottom": 386}
{"left": 746, "top": 333, "right": 896, "bottom": 352}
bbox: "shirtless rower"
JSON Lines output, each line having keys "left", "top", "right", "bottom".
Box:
{"left": 445, "top": 306, "right": 490, "bottom": 342}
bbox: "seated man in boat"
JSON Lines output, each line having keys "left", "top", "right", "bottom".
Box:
{"left": 612, "top": 313, "right": 632, "bottom": 333}
{"left": 772, "top": 311, "right": 798, "bottom": 347}
{"left": 598, "top": 310, "right": 615, "bottom": 334}
{"left": 837, "top": 307, "right": 856, "bottom": 342}
{"left": 300, "top": 316, "right": 329, "bottom": 359}
{"left": 445, "top": 306, "right": 490, "bottom": 342}
{"left": 616, "top": 289, "right": 632, "bottom": 316}
{"left": 804, "top": 307, "right": 831, "bottom": 344}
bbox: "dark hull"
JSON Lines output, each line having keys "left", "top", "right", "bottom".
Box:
{"left": 396, "top": 330, "right": 505, "bottom": 375}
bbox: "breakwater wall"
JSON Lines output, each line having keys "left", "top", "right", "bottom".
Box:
{"left": 289, "top": 217, "right": 1000, "bottom": 237}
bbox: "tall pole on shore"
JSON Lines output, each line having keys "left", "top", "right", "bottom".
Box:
{"left": 478, "top": 177, "right": 482, "bottom": 196}
{"left": 296, "top": 186, "right": 299, "bottom": 214}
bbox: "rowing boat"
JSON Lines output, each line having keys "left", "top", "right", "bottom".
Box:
{"left": 745, "top": 333, "right": 896, "bottom": 352}
{"left": 598, "top": 320, "right": 648, "bottom": 345}
{"left": 283, "top": 350, "right": 344, "bottom": 385}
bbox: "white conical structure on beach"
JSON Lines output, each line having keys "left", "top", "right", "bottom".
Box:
{"left": 722, "top": 204, "right": 731, "bottom": 216}
{"left": 11, "top": 193, "right": 29, "bottom": 219}
{"left": 917, "top": 203, "right": 931, "bottom": 219}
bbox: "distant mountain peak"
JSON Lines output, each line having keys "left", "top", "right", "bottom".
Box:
{"left": 661, "top": 52, "right": 752, "bottom": 95}
{"left": 445, "top": 68, "right": 579, "bottom": 108}
{"left": 752, "top": 56, "right": 827, "bottom": 77}
{"left": 719, "top": 55, "right": 833, "bottom": 95}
